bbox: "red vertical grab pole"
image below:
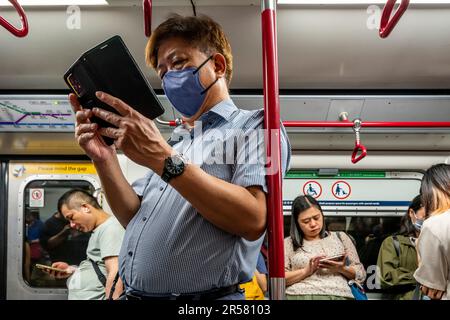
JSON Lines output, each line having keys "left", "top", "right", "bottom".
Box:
{"left": 261, "top": 0, "right": 285, "bottom": 300}
{"left": 143, "top": 0, "right": 152, "bottom": 37}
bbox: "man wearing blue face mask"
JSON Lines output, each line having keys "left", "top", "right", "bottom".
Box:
{"left": 162, "top": 54, "right": 219, "bottom": 118}
{"left": 69, "top": 13, "right": 291, "bottom": 300}
{"left": 377, "top": 195, "right": 425, "bottom": 299}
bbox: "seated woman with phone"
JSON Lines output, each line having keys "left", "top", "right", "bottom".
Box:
{"left": 284, "top": 195, "right": 366, "bottom": 300}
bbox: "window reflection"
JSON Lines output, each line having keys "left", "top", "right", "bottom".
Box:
{"left": 23, "top": 180, "right": 93, "bottom": 288}
{"left": 283, "top": 214, "right": 402, "bottom": 295}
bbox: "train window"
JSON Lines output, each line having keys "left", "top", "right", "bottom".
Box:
{"left": 22, "top": 180, "right": 94, "bottom": 288}
{"left": 283, "top": 215, "right": 400, "bottom": 267}
{"left": 283, "top": 214, "right": 402, "bottom": 296}
{"left": 282, "top": 170, "right": 422, "bottom": 298}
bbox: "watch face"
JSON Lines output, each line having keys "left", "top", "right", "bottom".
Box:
{"left": 167, "top": 155, "right": 185, "bottom": 175}
{"left": 171, "top": 155, "right": 184, "bottom": 166}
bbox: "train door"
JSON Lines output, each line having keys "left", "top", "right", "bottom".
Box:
{"left": 6, "top": 162, "right": 102, "bottom": 300}
{"left": 0, "top": 161, "right": 7, "bottom": 300}
{"left": 282, "top": 170, "right": 423, "bottom": 299}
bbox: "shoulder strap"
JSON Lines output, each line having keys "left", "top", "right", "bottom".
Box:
{"left": 108, "top": 272, "right": 120, "bottom": 300}
{"left": 89, "top": 259, "right": 107, "bottom": 287}
{"left": 89, "top": 259, "right": 120, "bottom": 300}
{"left": 336, "top": 232, "right": 351, "bottom": 266}
{"left": 392, "top": 235, "right": 401, "bottom": 257}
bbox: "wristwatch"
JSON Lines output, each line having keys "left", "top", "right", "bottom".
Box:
{"left": 161, "top": 153, "right": 187, "bottom": 183}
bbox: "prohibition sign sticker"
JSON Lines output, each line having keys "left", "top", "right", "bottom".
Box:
{"left": 30, "top": 188, "right": 44, "bottom": 207}
{"left": 302, "top": 180, "right": 322, "bottom": 199}
{"left": 331, "top": 181, "right": 351, "bottom": 200}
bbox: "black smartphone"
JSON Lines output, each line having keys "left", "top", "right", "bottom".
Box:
{"left": 64, "top": 35, "right": 165, "bottom": 145}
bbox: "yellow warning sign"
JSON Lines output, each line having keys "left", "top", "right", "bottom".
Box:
{"left": 12, "top": 163, "right": 96, "bottom": 177}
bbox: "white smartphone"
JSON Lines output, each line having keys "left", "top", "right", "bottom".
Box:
{"left": 35, "top": 264, "right": 70, "bottom": 273}
{"left": 319, "top": 254, "right": 345, "bottom": 262}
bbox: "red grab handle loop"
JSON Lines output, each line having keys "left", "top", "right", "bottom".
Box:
{"left": 351, "top": 143, "right": 368, "bottom": 164}
{"left": 143, "top": 0, "right": 152, "bottom": 37}
{"left": 0, "top": 0, "right": 29, "bottom": 38}
{"left": 379, "top": 0, "right": 410, "bottom": 38}
{"left": 351, "top": 119, "right": 367, "bottom": 164}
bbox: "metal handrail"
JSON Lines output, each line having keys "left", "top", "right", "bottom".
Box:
{"left": 283, "top": 120, "right": 450, "bottom": 164}
{"left": 155, "top": 117, "right": 183, "bottom": 127}
{"left": 0, "top": 0, "right": 28, "bottom": 38}
{"left": 282, "top": 121, "right": 450, "bottom": 128}
{"left": 158, "top": 120, "right": 450, "bottom": 129}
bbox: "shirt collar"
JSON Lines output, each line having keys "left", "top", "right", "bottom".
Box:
{"left": 200, "top": 99, "right": 238, "bottom": 123}
{"left": 171, "top": 99, "right": 239, "bottom": 141}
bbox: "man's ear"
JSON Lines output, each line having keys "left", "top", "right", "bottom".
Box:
{"left": 81, "top": 204, "right": 90, "bottom": 213}
{"left": 213, "top": 53, "right": 226, "bottom": 78}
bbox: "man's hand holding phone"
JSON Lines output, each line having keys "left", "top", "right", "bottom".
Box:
{"left": 70, "top": 93, "right": 117, "bottom": 164}
{"left": 38, "top": 262, "right": 76, "bottom": 279}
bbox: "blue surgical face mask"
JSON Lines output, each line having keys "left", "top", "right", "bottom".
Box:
{"left": 162, "top": 55, "right": 219, "bottom": 117}
{"left": 413, "top": 212, "right": 424, "bottom": 231}
{"left": 413, "top": 219, "right": 424, "bottom": 231}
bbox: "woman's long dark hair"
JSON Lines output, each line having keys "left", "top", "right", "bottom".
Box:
{"left": 290, "top": 195, "right": 327, "bottom": 251}
{"left": 398, "top": 195, "right": 422, "bottom": 237}
{"left": 421, "top": 164, "right": 450, "bottom": 215}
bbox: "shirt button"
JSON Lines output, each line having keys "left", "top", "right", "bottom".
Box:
{"left": 142, "top": 217, "right": 147, "bottom": 222}
{"left": 159, "top": 186, "right": 164, "bottom": 191}
{"left": 128, "top": 251, "right": 133, "bottom": 257}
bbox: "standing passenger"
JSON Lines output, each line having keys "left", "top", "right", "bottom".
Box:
{"left": 69, "top": 14, "right": 290, "bottom": 300}
{"left": 284, "top": 195, "right": 366, "bottom": 300}
{"left": 25, "top": 210, "right": 44, "bottom": 262}
{"left": 377, "top": 195, "right": 424, "bottom": 299}
{"left": 40, "top": 211, "right": 89, "bottom": 265}
{"left": 414, "top": 164, "right": 450, "bottom": 300}
{"left": 44, "top": 189, "right": 124, "bottom": 300}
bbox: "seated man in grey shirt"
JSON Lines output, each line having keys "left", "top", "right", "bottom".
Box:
{"left": 45, "top": 189, "right": 125, "bottom": 300}
{"left": 69, "top": 14, "right": 291, "bottom": 300}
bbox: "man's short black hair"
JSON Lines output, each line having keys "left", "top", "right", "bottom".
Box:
{"left": 57, "top": 189, "right": 101, "bottom": 213}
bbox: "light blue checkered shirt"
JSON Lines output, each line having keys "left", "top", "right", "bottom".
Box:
{"left": 119, "top": 99, "right": 291, "bottom": 295}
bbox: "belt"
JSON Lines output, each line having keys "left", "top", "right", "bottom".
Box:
{"left": 126, "top": 284, "right": 242, "bottom": 301}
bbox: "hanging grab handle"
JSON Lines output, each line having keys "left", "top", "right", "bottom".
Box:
{"left": 379, "top": 0, "right": 410, "bottom": 38}
{"left": 143, "top": 0, "right": 152, "bottom": 37}
{"left": 351, "top": 119, "right": 367, "bottom": 164}
{"left": 0, "top": 0, "right": 29, "bottom": 38}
